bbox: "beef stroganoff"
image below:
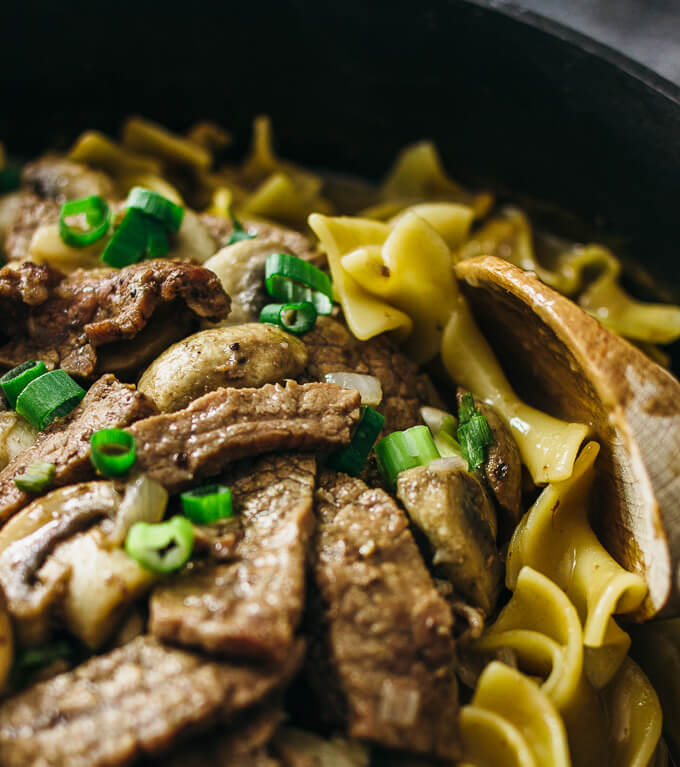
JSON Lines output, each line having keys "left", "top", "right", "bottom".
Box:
{"left": 0, "top": 116, "right": 678, "bottom": 766}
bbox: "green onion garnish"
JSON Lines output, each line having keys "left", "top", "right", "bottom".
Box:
{"left": 264, "top": 252, "right": 333, "bottom": 315}
{"left": 327, "top": 406, "right": 385, "bottom": 476}
{"left": 13, "top": 460, "right": 55, "bottom": 492}
{"left": 145, "top": 216, "right": 169, "bottom": 257}
{"left": 375, "top": 424, "right": 441, "bottom": 488}
{"left": 125, "top": 517, "right": 194, "bottom": 574}
{"left": 180, "top": 484, "right": 233, "bottom": 524}
{"left": 0, "top": 167, "right": 21, "bottom": 194}
{"left": 126, "top": 187, "right": 184, "bottom": 233}
{"left": 0, "top": 359, "right": 47, "bottom": 408}
{"left": 102, "top": 209, "right": 151, "bottom": 268}
{"left": 227, "top": 206, "right": 256, "bottom": 245}
{"left": 15, "top": 370, "right": 86, "bottom": 430}
{"left": 90, "top": 428, "right": 136, "bottom": 476}
{"left": 58, "top": 195, "right": 111, "bottom": 248}
{"left": 260, "top": 301, "right": 318, "bottom": 334}
{"left": 456, "top": 393, "right": 494, "bottom": 470}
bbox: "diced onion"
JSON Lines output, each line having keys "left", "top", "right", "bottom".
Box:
{"left": 105, "top": 474, "right": 168, "bottom": 547}
{"left": 420, "top": 405, "right": 457, "bottom": 436}
{"left": 324, "top": 373, "right": 383, "bottom": 407}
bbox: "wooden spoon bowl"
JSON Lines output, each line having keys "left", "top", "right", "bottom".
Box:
{"left": 455, "top": 255, "right": 680, "bottom": 619}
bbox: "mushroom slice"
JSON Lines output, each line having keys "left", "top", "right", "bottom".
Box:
{"left": 138, "top": 323, "right": 309, "bottom": 412}
{"left": 397, "top": 460, "right": 502, "bottom": 616}
{"left": 455, "top": 255, "right": 680, "bottom": 619}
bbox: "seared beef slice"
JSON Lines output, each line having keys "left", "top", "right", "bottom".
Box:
{"left": 0, "top": 259, "right": 230, "bottom": 378}
{"left": 309, "top": 470, "right": 461, "bottom": 759}
{"left": 151, "top": 454, "right": 315, "bottom": 661}
{"left": 0, "top": 375, "right": 156, "bottom": 524}
{"left": 303, "top": 317, "right": 429, "bottom": 434}
{"left": 130, "top": 381, "right": 360, "bottom": 492}
{"left": 0, "top": 635, "right": 304, "bottom": 767}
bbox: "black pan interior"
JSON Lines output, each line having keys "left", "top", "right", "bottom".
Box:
{"left": 2, "top": 0, "right": 679, "bottom": 301}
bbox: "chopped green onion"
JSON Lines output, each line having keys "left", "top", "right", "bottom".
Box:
{"left": 0, "top": 167, "right": 21, "bottom": 194}
{"left": 227, "top": 206, "right": 256, "bottom": 245}
{"left": 126, "top": 186, "right": 184, "bottom": 233}
{"left": 125, "top": 516, "right": 194, "bottom": 574}
{"left": 265, "top": 252, "right": 333, "bottom": 315}
{"left": 13, "top": 460, "right": 55, "bottom": 492}
{"left": 458, "top": 414, "right": 494, "bottom": 470}
{"left": 260, "top": 301, "right": 317, "bottom": 334}
{"left": 458, "top": 392, "right": 476, "bottom": 426}
{"left": 0, "top": 359, "right": 47, "bottom": 408}
{"left": 90, "top": 428, "right": 136, "bottom": 476}
{"left": 102, "top": 208, "right": 150, "bottom": 267}
{"left": 16, "top": 370, "right": 86, "bottom": 430}
{"left": 375, "top": 424, "right": 441, "bottom": 488}
{"left": 327, "top": 406, "right": 385, "bottom": 476}
{"left": 58, "top": 195, "right": 111, "bottom": 248}
{"left": 144, "top": 216, "right": 169, "bottom": 257}
{"left": 181, "top": 484, "right": 233, "bottom": 524}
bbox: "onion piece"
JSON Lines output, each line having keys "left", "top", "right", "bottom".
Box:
{"left": 420, "top": 405, "right": 458, "bottom": 435}
{"left": 324, "top": 372, "right": 383, "bottom": 407}
{"left": 104, "top": 474, "right": 168, "bottom": 547}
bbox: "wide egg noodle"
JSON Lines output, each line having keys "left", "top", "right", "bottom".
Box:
{"left": 506, "top": 441, "right": 648, "bottom": 688}
{"left": 460, "top": 661, "right": 570, "bottom": 767}
{"left": 459, "top": 207, "right": 680, "bottom": 345}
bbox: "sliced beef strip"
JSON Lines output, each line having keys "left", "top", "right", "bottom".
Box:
{"left": 162, "top": 704, "right": 284, "bottom": 767}
{"left": 308, "top": 470, "right": 461, "bottom": 760}
{"left": 3, "top": 193, "right": 61, "bottom": 262}
{"left": 0, "top": 259, "right": 230, "bottom": 378}
{"left": 200, "top": 213, "right": 324, "bottom": 266}
{"left": 129, "top": 381, "right": 361, "bottom": 493}
{"left": 150, "top": 454, "right": 315, "bottom": 662}
{"left": 0, "top": 374, "right": 156, "bottom": 524}
{"left": 456, "top": 389, "right": 523, "bottom": 525}
{"left": 0, "top": 635, "right": 304, "bottom": 767}
{"left": 302, "top": 317, "right": 430, "bottom": 434}
{"left": 22, "top": 155, "right": 116, "bottom": 202}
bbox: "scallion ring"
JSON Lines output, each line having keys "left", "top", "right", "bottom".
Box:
{"left": 126, "top": 186, "right": 184, "bottom": 233}
{"left": 125, "top": 517, "right": 194, "bottom": 574}
{"left": 0, "top": 359, "right": 47, "bottom": 408}
{"left": 90, "top": 428, "right": 136, "bottom": 476}
{"left": 58, "top": 196, "right": 111, "bottom": 248}
{"left": 102, "top": 209, "right": 151, "bottom": 268}
{"left": 260, "top": 301, "right": 317, "bottom": 334}
{"left": 375, "top": 424, "right": 441, "bottom": 488}
{"left": 456, "top": 392, "right": 494, "bottom": 470}
{"left": 13, "top": 460, "right": 55, "bottom": 493}
{"left": 15, "top": 370, "right": 86, "bottom": 430}
{"left": 326, "top": 406, "right": 385, "bottom": 476}
{"left": 265, "top": 252, "right": 333, "bottom": 315}
{"left": 144, "top": 216, "right": 169, "bottom": 257}
{"left": 227, "top": 205, "right": 256, "bottom": 245}
{"left": 181, "top": 484, "right": 233, "bottom": 524}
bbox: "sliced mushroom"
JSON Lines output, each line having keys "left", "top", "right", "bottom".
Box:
{"left": 0, "top": 412, "right": 36, "bottom": 471}
{"left": 22, "top": 155, "right": 115, "bottom": 201}
{"left": 455, "top": 255, "right": 680, "bottom": 619}
{"left": 138, "top": 323, "right": 308, "bottom": 412}
{"left": 0, "top": 479, "right": 164, "bottom": 648}
{"left": 203, "top": 238, "right": 304, "bottom": 325}
{"left": 396, "top": 459, "right": 502, "bottom": 616}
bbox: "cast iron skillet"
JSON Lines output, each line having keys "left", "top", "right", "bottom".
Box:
{"left": 2, "top": 0, "right": 679, "bottom": 298}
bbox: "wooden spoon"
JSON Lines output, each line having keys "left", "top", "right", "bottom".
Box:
{"left": 455, "top": 255, "right": 680, "bottom": 619}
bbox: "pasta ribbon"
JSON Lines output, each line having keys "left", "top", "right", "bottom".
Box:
{"left": 507, "top": 441, "right": 648, "bottom": 687}
{"left": 69, "top": 130, "right": 163, "bottom": 177}
{"left": 388, "top": 201, "right": 474, "bottom": 250}
{"left": 459, "top": 208, "right": 680, "bottom": 345}
{"left": 29, "top": 223, "right": 108, "bottom": 273}
{"left": 460, "top": 661, "right": 570, "bottom": 767}
{"left": 121, "top": 116, "right": 212, "bottom": 171}
{"left": 363, "top": 141, "right": 493, "bottom": 220}
{"left": 440, "top": 300, "right": 588, "bottom": 483}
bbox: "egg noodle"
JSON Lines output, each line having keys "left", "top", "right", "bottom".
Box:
{"left": 1, "top": 116, "right": 679, "bottom": 766}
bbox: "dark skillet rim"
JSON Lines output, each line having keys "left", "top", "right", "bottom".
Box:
{"left": 462, "top": 0, "right": 680, "bottom": 104}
